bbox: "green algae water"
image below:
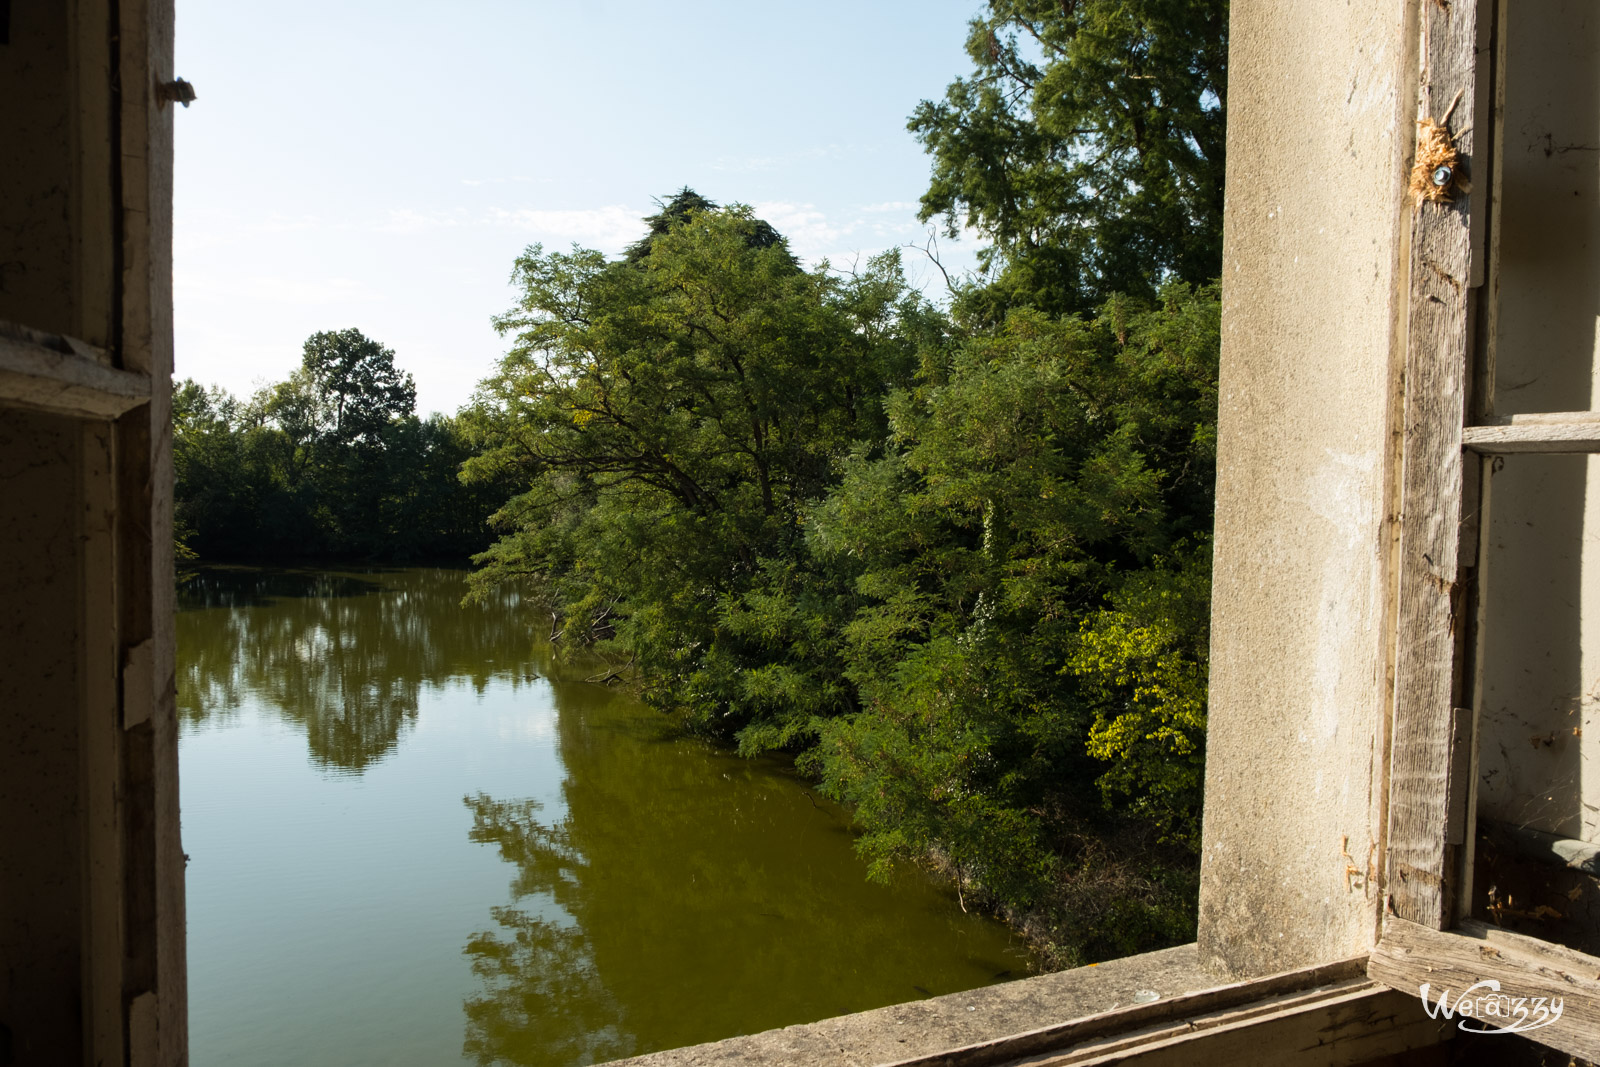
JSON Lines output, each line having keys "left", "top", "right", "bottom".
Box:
{"left": 178, "top": 567, "right": 1028, "bottom": 1067}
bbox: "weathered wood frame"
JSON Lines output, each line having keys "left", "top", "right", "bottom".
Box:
{"left": 0, "top": 1, "right": 184, "bottom": 1063}
{"left": 1371, "top": 920, "right": 1600, "bottom": 1060}
{"left": 1369, "top": 0, "right": 1600, "bottom": 1059}
{"left": 1382, "top": 0, "right": 1480, "bottom": 936}
{"left": 881, "top": 958, "right": 1445, "bottom": 1067}
{"left": 0, "top": 319, "right": 152, "bottom": 419}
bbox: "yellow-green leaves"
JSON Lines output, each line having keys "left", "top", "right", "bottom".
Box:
{"left": 1070, "top": 541, "right": 1211, "bottom": 848}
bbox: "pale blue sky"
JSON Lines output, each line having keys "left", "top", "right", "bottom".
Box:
{"left": 174, "top": 1, "right": 989, "bottom": 416}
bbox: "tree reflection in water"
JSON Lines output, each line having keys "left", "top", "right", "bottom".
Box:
{"left": 178, "top": 566, "right": 1028, "bottom": 1066}
{"left": 462, "top": 794, "right": 635, "bottom": 1067}
{"left": 458, "top": 672, "right": 1030, "bottom": 1067}
{"left": 176, "top": 567, "right": 537, "bottom": 773}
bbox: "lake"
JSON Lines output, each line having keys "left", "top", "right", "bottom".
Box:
{"left": 178, "top": 566, "right": 1029, "bottom": 1066}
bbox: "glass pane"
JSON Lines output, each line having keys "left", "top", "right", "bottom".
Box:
{"left": 1472, "top": 454, "right": 1600, "bottom": 953}
{"left": 1488, "top": 2, "right": 1600, "bottom": 417}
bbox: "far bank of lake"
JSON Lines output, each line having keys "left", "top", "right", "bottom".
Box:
{"left": 178, "top": 566, "right": 1029, "bottom": 1067}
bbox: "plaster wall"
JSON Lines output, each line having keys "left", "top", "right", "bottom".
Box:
{"left": 1477, "top": 3, "right": 1600, "bottom": 844}
{"left": 1198, "top": 0, "right": 1414, "bottom": 977}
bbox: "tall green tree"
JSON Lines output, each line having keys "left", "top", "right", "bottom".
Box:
{"left": 463, "top": 192, "right": 927, "bottom": 737}
{"left": 299, "top": 328, "right": 417, "bottom": 445}
{"left": 173, "top": 331, "right": 498, "bottom": 562}
{"left": 622, "top": 187, "right": 782, "bottom": 264}
{"left": 277, "top": 330, "right": 410, "bottom": 553}
{"left": 804, "top": 284, "right": 1219, "bottom": 921}
{"left": 912, "top": 0, "right": 1228, "bottom": 318}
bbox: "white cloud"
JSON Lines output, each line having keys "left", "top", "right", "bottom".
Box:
{"left": 485, "top": 204, "right": 645, "bottom": 252}
{"left": 752, "top": 200, "right": 862, "bottom": 258}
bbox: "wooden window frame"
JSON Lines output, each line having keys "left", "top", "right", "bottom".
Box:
{"left": 1369, "top": 0, "right": 1600, "bottom": 1058}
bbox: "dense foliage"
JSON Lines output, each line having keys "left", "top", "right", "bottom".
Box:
{"left": 465, "top": 186, "right": 1219, "bottom": 963}
{"left": 911, "top": 0, "right": 1227, "bottom": 319}
{"left": 806, "top": 290, "right": 1217, "bottom": 908}
{"left": 174, "top": 329, "right": 503, "bottom": 562}
{"left": 460, "top": 201, "right": 926, "bottom": 718}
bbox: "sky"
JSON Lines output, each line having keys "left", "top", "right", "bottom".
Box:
{"left": 174, "top": 1, "right": 990, "bottom": 417}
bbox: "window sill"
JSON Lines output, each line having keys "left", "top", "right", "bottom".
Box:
{"left": 600, "top": 946, "right": 1448, "bottom": 1066}
{"left": 0, "top": 319, "right": 150, "bottom": 420}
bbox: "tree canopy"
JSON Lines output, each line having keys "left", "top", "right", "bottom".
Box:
{"left": 912, "top": 0, "right": 1228, "bottom": 319}
{"left": 174, "top": 329, "right": 500, "bottom": 561}
{"left": 804, "top": 285, "right": 1218, "bottom": 926}
{"left": 299, "top": 328, "right": 418, "bottom": 445}
{"left": 463, "top": 193, "right": 928, "bottom": 728}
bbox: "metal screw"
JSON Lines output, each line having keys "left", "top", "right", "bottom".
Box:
{"left": 1431, "top": 164, "right": 1453, "bottom": 188}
